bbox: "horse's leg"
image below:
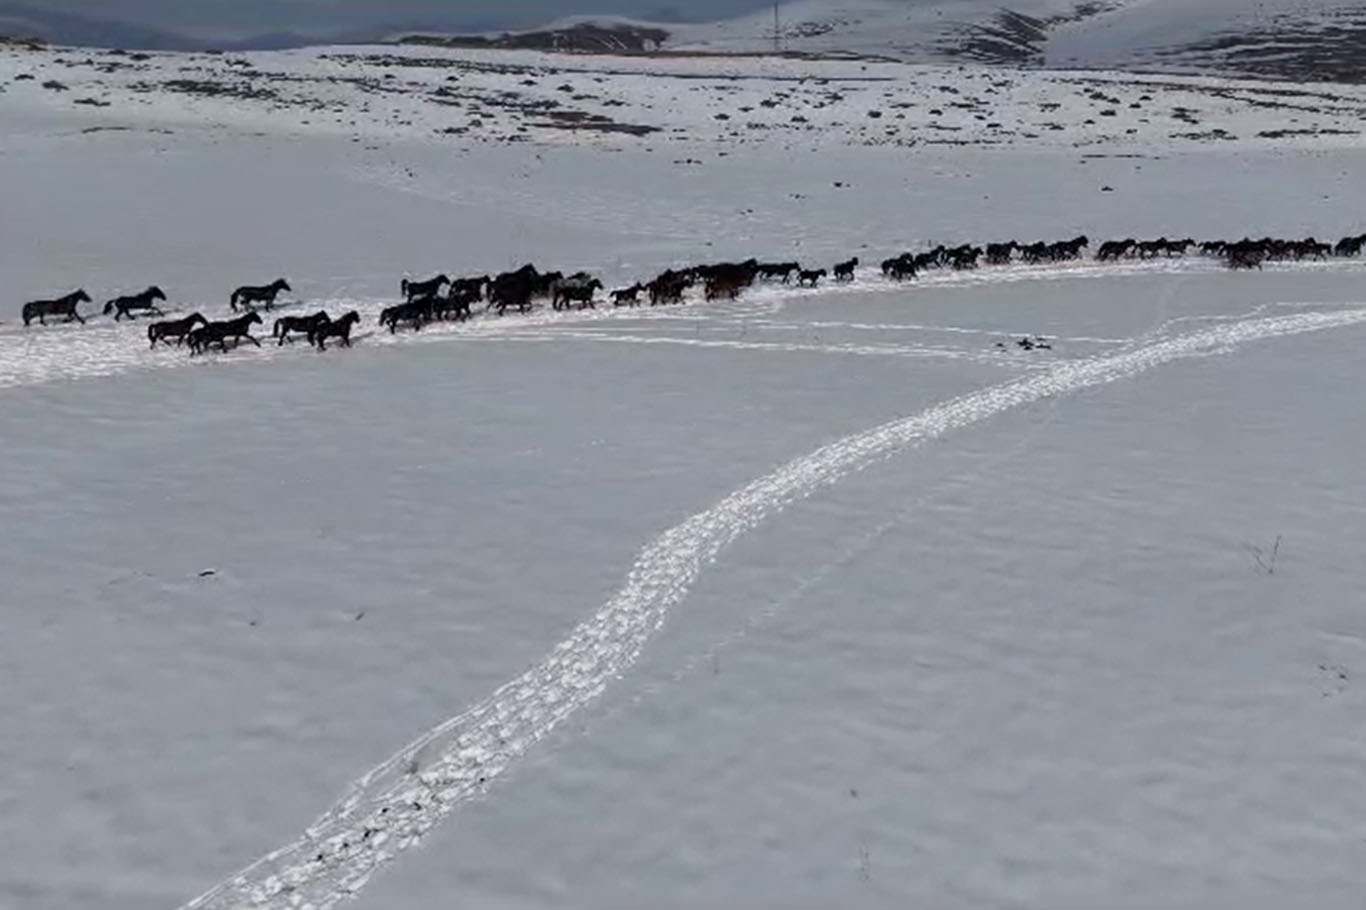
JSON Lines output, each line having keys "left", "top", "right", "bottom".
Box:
{"left": 246, "top": 332, "right": 260, "bottom": 347}
{"left": 74, "top": 311, "right": 86, "bottom": 324}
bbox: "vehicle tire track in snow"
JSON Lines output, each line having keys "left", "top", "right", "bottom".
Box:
{"left": 178, "top": 306, "right": 1366, "bottom": 910}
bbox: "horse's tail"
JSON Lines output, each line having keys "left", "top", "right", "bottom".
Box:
{"left": 272, "top": 317, "right": 285, "bottom": 338}
{"left": 401, "top": 278, "right": 409, "bottom": 298}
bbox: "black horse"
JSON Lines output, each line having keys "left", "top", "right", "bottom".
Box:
{"left": 189, "top": 312, "right": 263, "bottom": 354}
{"left": 449, "top": 275, "right": 489, "bottom": 300}
{"left": 432, "top": 286, "right": 478, "bottom": 321}
{"left": 553, "top": 278, "right": 602, "bottom": 310}
{"left": 833, "top": 257, "right": 858, "bottom": 281}
{"left": 611, "top": 283, "right": 644, "bottom": 306}
{"left": 881, "top": 254, "right": 917, "bottom": 280}
{"left": 103, "top": 286, "right": 167, "bottom": 320}
{"left": 230, "top": 278, "right": 291, "bottom": 312}
{"left": 401, "top": 274, "right": 450, "bottom": 302}
{"left": 798, "top": 268, "right": 826, "bottom": 287}
{"left": 148, "top": 312, "right": 207, "bottom": 348}
{"left": 379, "top": 299, "right": 432, "bottom": 333}
{"left": 274, "top": 310, "right": 331, "bottom": 345}
{"left": 311, "top": 311, "right": 360, "bottom": 350}
{"left": 757, "top": 262, "right": 800, "bottom": 282}
{"left": 22, "top": 289, "right": 90, "bottom": 326}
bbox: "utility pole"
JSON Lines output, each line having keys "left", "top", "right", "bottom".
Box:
{"left": 773, "top": 1, "right": 781, "bottom": 54}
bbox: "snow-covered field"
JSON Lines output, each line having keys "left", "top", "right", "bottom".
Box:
{"left": 5, "top": 37, "right": 1366, "bottom": 910}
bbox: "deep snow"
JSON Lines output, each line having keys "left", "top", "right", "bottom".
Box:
{"left": 4, "top": 37, "right": 1366, "bottom": 910}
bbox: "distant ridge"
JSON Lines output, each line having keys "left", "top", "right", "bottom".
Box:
{"left": 399, "top": 21, "right": 670, "bottom": 54}
{"left": 394, "top": 0, "right": 1366, "bottom": 84}
{"left": 0, "top": 1, "right": 383, "bottom": 51}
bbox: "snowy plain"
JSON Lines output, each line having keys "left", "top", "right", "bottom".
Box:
{"left": 4, "top": 33, "right": 1366, "bottom": 910}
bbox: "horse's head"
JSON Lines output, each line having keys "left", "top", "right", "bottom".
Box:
{"left": 150, "top": 286, "right": 166, "bottom": 300}
{"left": 75, "top": 290, "right": 91, "bottom": 303}
{"left": 342, "top": 310, "right": 360, "bottom": 326}
{"left": 275, "top": 279, "right": 291, "bottom": 292}
{"left": 590, "top": 279, "right": 603, "bottom": 290}
{"left": 103, "top": 301, "right": 115, "bottom": 315}
{"left": 248, "top": 312, "right": 263, "bottom": 326}
{"left": 189, "top": 313, "right": 207, "bottom": 326}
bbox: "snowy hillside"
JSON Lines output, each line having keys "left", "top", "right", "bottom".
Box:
{"left": 398, "top": 0, "right": 1366, "bottom": 82}
{"left": 6, "top": 32, "right": 1366, "bottom": 910}
{"left": 1046, "top": 0, "right": 1366, "bottom": 81}
{"left": 399, "top": 0, "right": 1115, "bottom": 64}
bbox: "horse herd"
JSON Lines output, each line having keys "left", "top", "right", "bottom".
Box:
{"left": 15, "top": 228, "right": 1366, "bottom": 354}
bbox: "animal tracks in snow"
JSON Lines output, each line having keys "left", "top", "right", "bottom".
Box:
{"left": 178, "top": 307, "right": 1366, "bottom": 910}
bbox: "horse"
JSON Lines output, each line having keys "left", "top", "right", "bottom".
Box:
{"left": 552, "top": 277, "right": 602, "bottom": 311}
{"left": 379, "top": 299, "right": 432, "bottom": 332}
{"left": 22, "top": 289, "right": 90, "bottom": 326}
{"left": 432, "top": 285, "right": 479, "bottom": 321}
{"left": 757, "top": 262, "right": 799, "bottom": 282}
{"left": 881, "top": 254, "right": 917, "bottom": 280}
{"left": 1334, "top": 234, "right": 1366, "bottom": 257}
{"left": 648, "top": 274, "right": 689, "bottom": 305}
{"left": 948, "top": 246, "right": 983, "bottom": 270}
{"left": 230, "top": 278, "right": 291, "bottom": 312}
{"left": 488, "top": 266, "right": 541, "bottom": 315}
{"left": 449, "top": 275, "right": 489, "bottom": 300}
{"left": 189, "top": 312, "right": 263, "bottom": 354}
{"left": 148, "top": 312, "right": 207, "bottom": 348}
{"left": 274, "top": 310, "right": 331, "bottom": 345}
{"left": 833, "top": 257, "right": 858, "bottom": 281}
{"left": 1225, "top": 245, "right": 1265, "bottom": 270}
{"left": 611, "top": 284, "right": 644, "bottom": 306}
{"left": 1096, "top": 239, "right": 1135, "bottom": 261}
{"left": 798, "top": 269, "right": 826, "bottom": 287}
{"left": 985, "top": 242, "right": 1017, "bottom": 265}
{"left": 311, "top": 311, "right": 361, "bottom": 350}
{"left": 103, "top": 286, "right": 166, "bottom": 320}
{"left": 704, "top": 274, "right": 746, "bottom": 300}
{"left": 401, "top": 274, "right": 450, "bottom": 302}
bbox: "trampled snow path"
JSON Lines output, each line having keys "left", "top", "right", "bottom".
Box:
{"left": 4, "top": 255, "right": 1364, "bottom": 390}
{"left": 178, "top": 306, "right": 1366, "bottom": 910}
